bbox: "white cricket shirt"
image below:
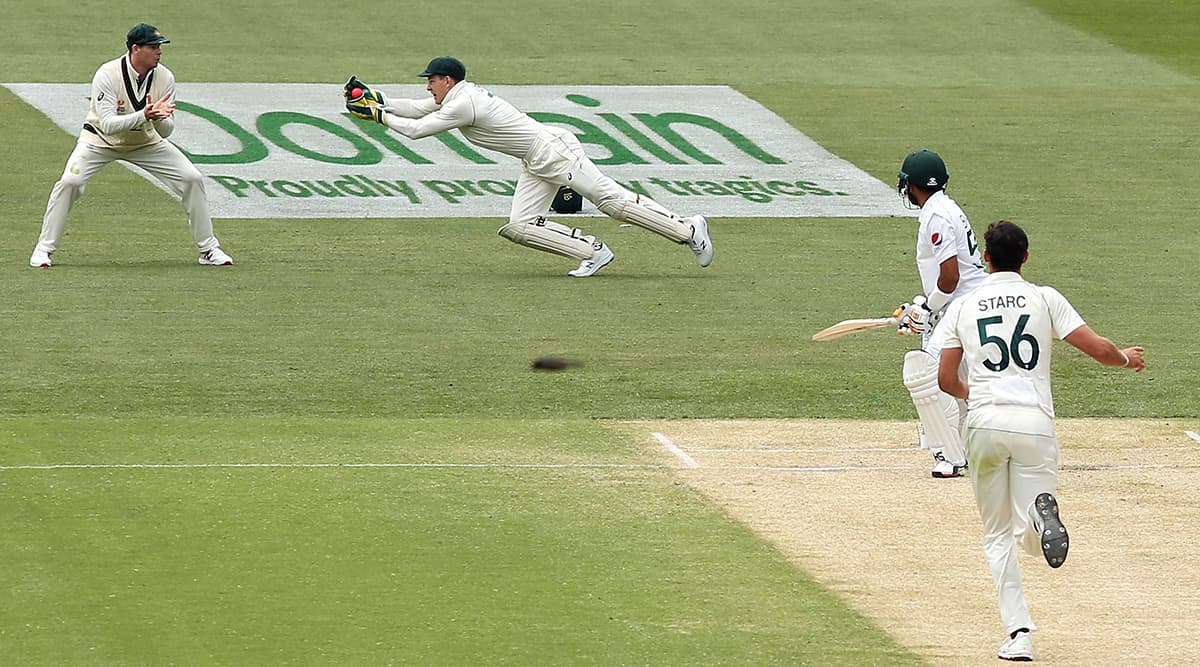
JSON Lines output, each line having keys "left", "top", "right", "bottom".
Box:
{"left": 915, "top": 190, "right": 986, "bottom": 304}
{"left": 937, "top": 271, "right": 1086, "bottom": 423}
{"left": 80, "top": 55, "right": 176, "bottom": 149}
{"left": 382, "top": 81, "right": 544, "bottom": 160}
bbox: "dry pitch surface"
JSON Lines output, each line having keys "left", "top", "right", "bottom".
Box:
{"left": 621, "top": 419, "right": 1200, "bottom": 666}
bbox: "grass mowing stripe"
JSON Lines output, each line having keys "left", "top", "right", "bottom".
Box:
{"left": 4, "top": 1, "right": 1192, "bottom": 86}
{"left": 1023, "top": 0, "right": 1200, "bottom": 77}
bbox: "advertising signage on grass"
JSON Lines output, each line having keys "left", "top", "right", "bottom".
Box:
{"left": 8, "top": 83, "right": 912, "bottom": 219}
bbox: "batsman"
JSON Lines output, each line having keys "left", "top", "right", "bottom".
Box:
{"left": 340, "top": 57, "right": 712, "bottom": 277}
{"left": 894, "top": 149, "right": 987, "bottom": 478}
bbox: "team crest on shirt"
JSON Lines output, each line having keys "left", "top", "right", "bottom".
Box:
{"left": 931, "top": 232, "right": 943, "bottom": 246}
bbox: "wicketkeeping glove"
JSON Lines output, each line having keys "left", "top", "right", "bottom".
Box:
{"left": 346, "top": 101, "right": 387, "bottom": 124}
{"left": 343, "top": 75, "right": 386, "bottom": 105}
{"left": 896, "top": 295, "right": 934, "bottom": 336}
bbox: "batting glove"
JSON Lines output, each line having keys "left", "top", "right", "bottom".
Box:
{"left": 896, "top": 296, "right": 933, "bottom": 336}
{"left": 346, "top": 101, "right": 387, "bottom": 124}
{"left": 343, "top": 75, "right": 387, "bottom": 106}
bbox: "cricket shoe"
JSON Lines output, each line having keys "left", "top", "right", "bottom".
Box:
{"left": 997, "top": 629, "right": 1033, "bottom": 661}
{"left": 568, "top": 243, "right": 614, "bottom": 278}
{"left": 686, "top": 215, "right": 713, "bottom": 267}
{"left": 931, "top": 450, "right": 967, "bottom": 478}
{"left": 1034, "top": 492, "right": 1069, "bottom": 568}
{"left": 199, "top": 247, "right": 234, "bottom": 266}
{"left": 30, "top": 249, "right": 53, "bottom": 268}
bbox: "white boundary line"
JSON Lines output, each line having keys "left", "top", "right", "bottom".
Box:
{"left": 653, "top": 432, "right": 700, "bottom": 468}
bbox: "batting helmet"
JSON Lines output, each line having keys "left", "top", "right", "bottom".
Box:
{"left": 897, "top": 149, "right": 949, "bottom": 198}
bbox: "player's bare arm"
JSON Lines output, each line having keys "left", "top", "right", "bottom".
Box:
{"left": 1062, "top": 326, "right": 1146, "bottom": 372}
{"left": 936, "top": 256, "right": 960, "bottom": 296}
{"left": 897, "top": 256, "right": 961, "bottom": 333}
{"left": 937, "top": 346, "right": 969, "bottom": 399}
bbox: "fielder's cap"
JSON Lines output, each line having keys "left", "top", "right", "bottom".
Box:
{"left": 419, "top": 56, "right": 466, "bottom": 80}
{"left": 126, "top": 23, "right": 170, "bottom": 48}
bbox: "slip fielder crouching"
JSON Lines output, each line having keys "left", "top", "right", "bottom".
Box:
{"left": 30, "top": 23, "right": 232, "bottom": 268}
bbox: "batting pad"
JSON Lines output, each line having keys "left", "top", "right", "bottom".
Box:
{"left": 596, "top": 196, "right": 691, "bottom": 243}
{"left": 902, "top": 350, "right": 966, "bottom": 465}
{"left": 498, "top": 219, "right": 594, "bottom": 260}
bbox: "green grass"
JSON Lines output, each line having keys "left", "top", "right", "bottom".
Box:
{"left": 1026, "top": 0, "right": 1200, "bottom": 76}
{"left": 2, "top": 418, "right": 920, "bottom": 666}
{"left": 2, "top": 0, "right": 1197, "bottom": 664}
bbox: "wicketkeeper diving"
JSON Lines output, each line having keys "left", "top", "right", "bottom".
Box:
{"left": 341, "top": 57, "right": 713, "bottom": 278}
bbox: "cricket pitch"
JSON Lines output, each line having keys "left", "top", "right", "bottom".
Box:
{"left": 622, "top": 418, "right": 1199, "bottom": 667}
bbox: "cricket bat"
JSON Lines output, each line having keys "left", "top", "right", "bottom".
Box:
{"left": 811, "top": 316, "right": 899, "bottom": 342}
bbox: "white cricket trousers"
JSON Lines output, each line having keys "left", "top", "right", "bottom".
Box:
{"left": 964, "top": 405, "right": 1059, "bottom": 635}
{"left": 35, "top": 140, "right": 220, "bottom": 254}
{"left": 510, "top": 127, "right": 690, "bottom": 242}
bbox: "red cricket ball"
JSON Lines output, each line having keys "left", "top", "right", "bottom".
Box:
{"left": 351, "top": 87, "right": 363, "bottom": 98}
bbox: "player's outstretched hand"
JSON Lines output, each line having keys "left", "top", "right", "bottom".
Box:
{"left": 343, "top": 75, "right": 386, "bottom": 105}
{"left": 343, "top": 75, "right": 365, "bottom": 101}
{"left": 346, "top": 101, "right": 386, "bottom": 124}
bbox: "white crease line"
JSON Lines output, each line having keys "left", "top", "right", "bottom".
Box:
{"left": 732, "top": 465, "right": 914, "bottom": 472}
{"left": 5, "top": 460, "right": 1194, "bottom": 474}
{"left": 736, "top": 463, "right": 1200, "bottom": 473}
{"left": 691, "top": 447, "right": 912, "bottom": 453}
{"left": 694, "top": 446, "right": 1200, "bottom": 454}
{"left": 0, "top": 462, "right": 663, "bottom": 472}
{"left": 653, "top": 432, "right": 700, "bottom": 468}
{"left": 1186, "top": 431, "right": 1200, "bottom": 443}
{"left": 0, "top": 461, "right": 903, "bottom": 474}
{"left": 1062, "top": 463, "right": 1200, "bottom": 471}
